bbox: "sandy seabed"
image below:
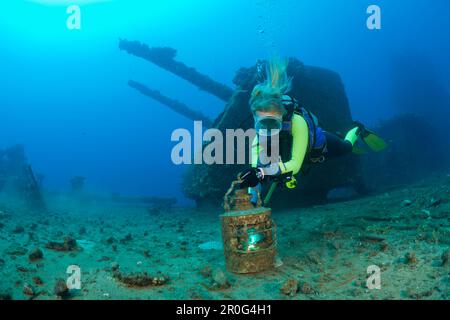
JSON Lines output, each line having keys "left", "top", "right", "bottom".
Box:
{"left": 0, "top": 175, "right": 449, "bottom": 300}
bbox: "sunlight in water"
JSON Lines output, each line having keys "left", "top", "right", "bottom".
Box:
{"left": 26, "top": 0, "right": 112, "bottom": 5}
{"left": 2, "top": 0, "right": 204, "bottom": 46}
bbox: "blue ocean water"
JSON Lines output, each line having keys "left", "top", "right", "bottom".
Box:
{"left": 1, "top": 0, "right": 449, "bottom": 204}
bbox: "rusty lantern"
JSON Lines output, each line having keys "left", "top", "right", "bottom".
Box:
{"left": 221, "top": 185, "right": 277, "bottom": 274}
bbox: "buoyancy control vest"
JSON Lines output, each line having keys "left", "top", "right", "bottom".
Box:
{"left": 279, "top": 95, "right": 327, "bottom": 165}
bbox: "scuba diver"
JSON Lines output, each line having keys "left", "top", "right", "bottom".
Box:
{"left": 238, "top": 58, "right": 387, "bottom": 205}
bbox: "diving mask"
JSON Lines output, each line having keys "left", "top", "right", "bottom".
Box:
{"left": 254, "top": 114, "right": 282, "bottom": 136}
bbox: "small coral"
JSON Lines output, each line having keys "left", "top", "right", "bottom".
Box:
{"left": 54, "top": 279, "right": 69, "bottom": 298}
{"left": 46, "top": 236, "right": 78, "bottom": 252}
{"left": 106, "top": 236, "right": 117, "bottom": 244}
{"left": 210, "top": 269, "right": 230, "bottom": 290}
{"left": 112, "top": 264, "right": 169, "bottom": 288}
{"left": 199, "top": 266, "right": 212, "bottom": 278}
{"left": 120, "top": 233, "right": 133, "bottom": 244}
{"left": 405, "top": 252, "right": 418, "bottom": 264}
{"left": 280, "top": 279, "right": 298, "bottom": 296}
{"left": 441, "top": 251, "right": 449, "bottom": 266}
{"left": 306, "top": 251, "right": 322, "bottom": 265}
{"left": 32, "top": 277, "right": 44, "bottom": 286}
{"left": 23, "top": 284, "right": 35, "bottom": 297}
{"left": 28, "top": 248, "right": 44, "bottom": 262}
{"left": 299, "top": 281, "right": 317, "bottom": 295}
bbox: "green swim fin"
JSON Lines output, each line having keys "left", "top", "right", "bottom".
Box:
{"left": 355, "top": 122, "right": 387, "bottom": 152}
{"left": 352, "top": 143, "right": 367, "bottom": 155}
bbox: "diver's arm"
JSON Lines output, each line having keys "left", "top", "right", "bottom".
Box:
{"left": 241, "top": 115, "right": 308, "bottom": 200}
{"left": 254, "top": 114, "right": 308, "bottom": 179}
{"left": 247, "top": 135, "right": 262, "bottom": 203}
{"left": 278, "top": 114, "right": 309, "bottom": 175}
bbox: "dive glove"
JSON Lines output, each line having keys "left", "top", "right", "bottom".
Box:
{"left": 238, "top": 168, "right": 264, "bottom": 188}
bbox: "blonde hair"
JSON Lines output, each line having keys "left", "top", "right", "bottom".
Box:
{"left": 250, "top": 57, "right": 292, "bottom": 115}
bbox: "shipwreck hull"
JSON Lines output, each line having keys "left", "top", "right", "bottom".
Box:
{"left": 182, "top": 58, "right": 364, "bottom": 207}
{"left": 119, "top": 41, "right": 363, "bottom": 206}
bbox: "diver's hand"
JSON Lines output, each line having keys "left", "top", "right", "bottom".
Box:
{"left": 238, "top": 168, "right": 264, "bottom": 188}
